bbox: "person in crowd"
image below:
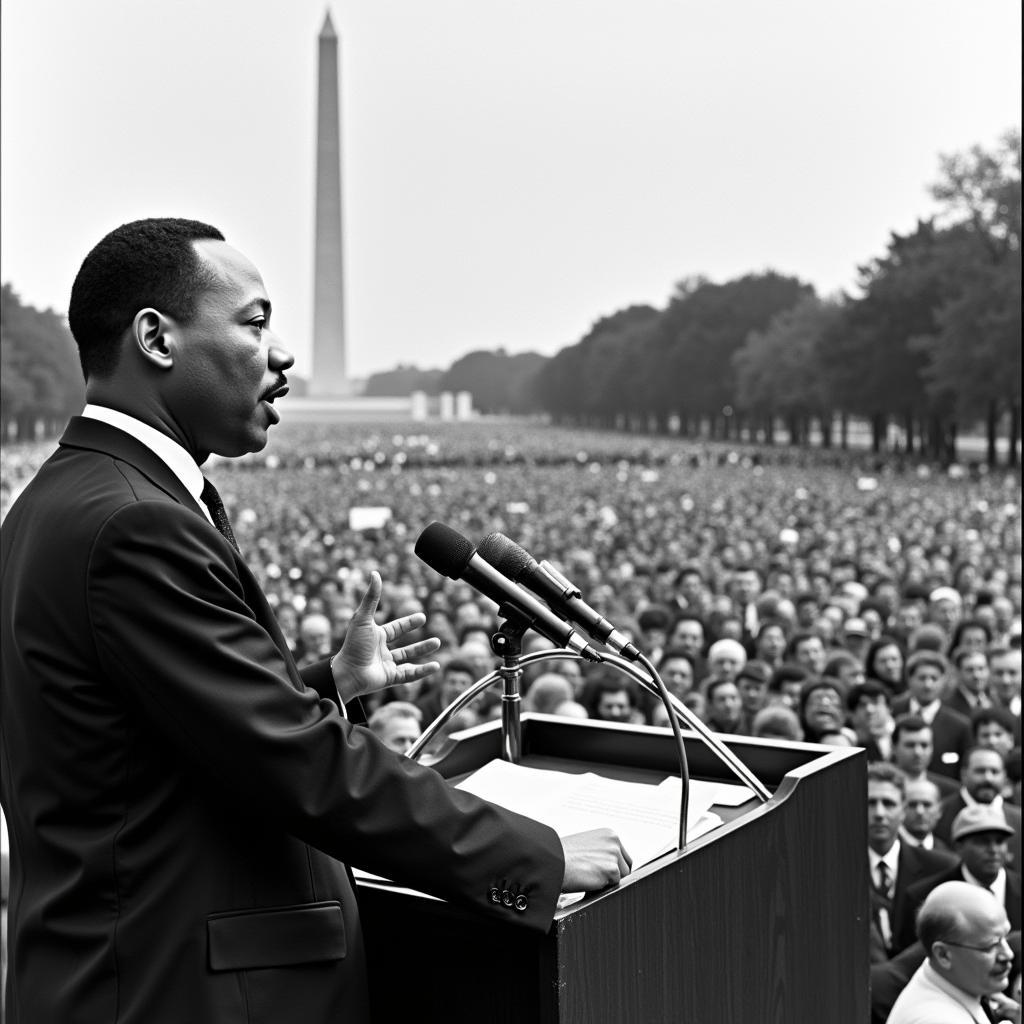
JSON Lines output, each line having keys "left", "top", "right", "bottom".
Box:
{"left": 948, "top": 619, "right": 994, "bottom": 659}
{"left": 799, "top": 677, "right": 852, "bottom": 744}
{"left": 840, "top": 616, "right": 872, "bottom": 663}
{"left": 698, "top": 638, "right": 745, "bottom": 689}
{"left": 825, "top": 649, "right": 867, "bottom": 690}
{"left": 367, "top": 701, "right": 423, "bottom": 755}
{"left": 666, "top": 613, "right": 707, "bottom": 672}
{"left": 767, "top": 664, "right": 813, "bottom": 711}
{"left": 704, "top": 677, "right": 744, "bottom": 734}
{"left": 0, "top": 218, "right": 629, "bottom": 1023}
{"left": 893, "top": 650, "right": 973, "bottom": 779}
{"left": 847, "top": 680, "right": 895, "bottom": 762}
{"left": 929, "top": 586, "right": 965, "bottom": 638}
{"left": 971, "top": 707, "right": 1019, "bottom": 766}
{"left": 784, "top": 631, "right": 828, "bottom": 678}
{"left": 864, "top": 636, "right": 907, "bottom": 696}
{"left": 521, "top": 673, "right": 575, "bottom": 716}
{"left": 890, "top": 715, "right": 959, "bottom": 799}
{"left": 935, "top": 747, "right": 1022, "bottom": 869}
{"left": 896, "top": 805, "right": 1022, "bottom": 956}
{"left": 752, "top": 621, "right": 788, "bottom": 671}
{"left": 865, "top": 763, "right": 958, "bottom": 962}
{"left": 581, "top": 674, "right": 642, "bottom": 725}
{"left": 901, "top": 778, "right": 951, "bottom": 853}
{"left": 414, "top": 657, "right": 480, "bottom": 725}
{"left": 295, "top": 611, "right": 335, "bottom": 668}
{"left": 886, "top": 882, "right": 1018, "bottom": 1024}
{"left": 946, "top": 647, "right": 993, "bottom": 719}
{"left": 735, "top": 660, "right": 772, "bottom": 734}
{"left": 750, "top": 704, "right": 804, "bottom": 741}
{"left": 989, "top": 646, "right": 1022, "bottom": 722}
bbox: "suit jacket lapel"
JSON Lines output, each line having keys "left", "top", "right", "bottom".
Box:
{"left": 59, "top": 415, "right": 205, "bottom": 518}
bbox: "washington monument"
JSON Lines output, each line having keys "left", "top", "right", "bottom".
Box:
{"left": 310, "top": 10, "right": 348, "bottom": 396}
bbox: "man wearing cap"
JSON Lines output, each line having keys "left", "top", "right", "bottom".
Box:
{"left": 895, "top": 805, "right": 1022, "bottom": 958}
{"left": 936, "top": 747, "right": 1023, "bottom": 870}
{"left": 887, "top": 881, "right": 1018, "bottom": 1024}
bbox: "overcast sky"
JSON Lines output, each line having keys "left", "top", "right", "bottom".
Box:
{"left": 2, "top": 1, "right": 1020, "bottom": 379}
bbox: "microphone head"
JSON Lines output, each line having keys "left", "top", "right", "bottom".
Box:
{"left": 478, "top": 532, "right": 532, "bottom": 580}
{"left": 414, "top": 521, "right": 475, "bottom": 579}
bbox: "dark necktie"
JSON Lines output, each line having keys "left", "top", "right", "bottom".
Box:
{"left": 201, "top": 477, "right": 240, "bottom": 553}
{"left": 875, "top": 861, "right": 892, "bottom": 899}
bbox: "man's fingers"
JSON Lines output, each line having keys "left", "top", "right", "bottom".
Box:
{"left": 394, "top": 661, "right": 441, "bottom": 683}
{"left": 390, "top": 637, "right": 442, "bottom": 664}
{"left": 354, "top": 571, "right": 383, "bottom": 617}
{"left": 382, "top": 610, "right": 427, "bottom": 642}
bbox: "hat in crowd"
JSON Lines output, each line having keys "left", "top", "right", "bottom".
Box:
{"left": 737, "top": 660, "right": 771, "bottom": 685}
{"left": 951, "top": 804, "right": 1015, "bottom": 843}
{"left": 843, "top": 617, "right": 870, "bottom": 638}
{"left": 929, "top": 586, "right": 963, "bottom": 606}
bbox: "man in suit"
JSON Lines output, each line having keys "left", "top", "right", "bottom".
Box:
{"left": 889, "top": 714, "right": 959, "bottom": 799}
{"left": 887, "top": 883, "right": 1018, "bottom": 1024}
{"left": 865, "top": 763, "right": 957, "bottom": 962}
{"left": 892, "top": 650, "right": 972, "bottom": 779}
{"left": 895, "top": 805, "right": 1022, "bottom": 956}
{"left": 0, "top": 219, "right": 630, "bottom": 1024}
{"left": 944, "top": 647, "right": 992, "bottom": 721}
{"left": 934, "top": 746, "right": 1022, "bottom": 871}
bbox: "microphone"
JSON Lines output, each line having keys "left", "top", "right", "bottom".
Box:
{"left": 477, "top": 532, "right": 641, "bottom": 662}
{"left": 414, "top": 522, "right": 601, "bottom": 662}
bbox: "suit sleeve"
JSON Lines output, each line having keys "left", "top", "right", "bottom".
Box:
{"left": 85, "top": 499, "right": 564, "bottom": 931}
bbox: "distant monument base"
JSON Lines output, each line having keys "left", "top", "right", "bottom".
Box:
{"left": 283, "top": 391, "right": 473, "bottom": 422}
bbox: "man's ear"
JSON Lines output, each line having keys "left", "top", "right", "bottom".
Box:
{"left": 132, "top": 308, "right": 176, "bottom": 370}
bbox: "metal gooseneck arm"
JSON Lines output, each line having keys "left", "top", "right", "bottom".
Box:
{"left": 406, "top": 650, "right": 771, "bottom": 804}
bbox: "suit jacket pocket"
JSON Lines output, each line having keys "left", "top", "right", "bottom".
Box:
{"left": 207, "top": 900, "right": 347, "bottom": 971}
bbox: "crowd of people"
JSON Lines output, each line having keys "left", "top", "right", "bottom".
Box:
{"left": 2, "top": 417, "right": 1021, "bottom": 1020}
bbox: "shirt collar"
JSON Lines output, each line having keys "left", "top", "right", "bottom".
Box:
{"left": 869, "top": 839, "right": 901, "bottom": 874}
{"left": 919, "top": 961, "right": 984, "bottom": 1020}
{"left": 910, "top": 697, "right": 941, "bottom": 722}
{"left": 81, "top": 404, "right": 205, "bottom": 509}
{"left": 899, "top": 826, "right": 933, "bottom": 849}
{"left": 962, "top": 864, "right": 1007, "bottom": 903}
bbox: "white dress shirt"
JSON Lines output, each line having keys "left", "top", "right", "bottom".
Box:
{"left": 886, "top": 960, "right": 990, "bottom": 1024}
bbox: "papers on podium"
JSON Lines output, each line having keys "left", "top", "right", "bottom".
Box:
{"left": 456, "top": 759, "right": 734, "bottom": 874}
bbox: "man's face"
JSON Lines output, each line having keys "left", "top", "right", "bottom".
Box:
{"left": 958, "top": 652, "right": 990, "bottom": 695}
{"left": 670, "top": 620, "right": 704, "bottom": 658}
{"left": 377, "top": 717, "right": 422, "bottom": 755}
{"left": 908, "top": 664, "right": 945, "bottom": 705}
{"left": 938, "top": 906, "right": 1014, "bottom": 998}
{"left": 956, "top": 832, "right": 1010, "bottom": 886}
{"left": 733, "top": 570, "right": 761, "bottom": 605}
{"left": 894, "top": 727, "right": 934, "bottom": 776}
{"left": 962, "top": 750, "right": 1007, "bottom": 804}
{"left": 896, "top": 604, "right": 924, "bottom": 634}
{"left": 873, "top": 644, "right": 904, "bottom": 685}
{"left": 709, "top": 651, "right": 743, "bottom": 682}
{"left": 989, "top": 652, "right": 1022, "bottom": 706}
{"left": 903, "top": 780, "right": 941, "bottom": 839}
{"left": 168, "top": 240, "right": 293, "bottom": 462}
{"left": 795, "top": 636, "right": 826, "bottom": 675}
{"left": 709, "top": 683, "right": 742, "bottom": 726}
{"left": 931, "top": 597, "right": 961, "bottom": 632}
{"left": 867, "top": 779, "right": 904, "bottom": 854}
{"left": 737, "top": 675, "right": 768, "bottom": 714}
{"left": 976, "top": 721, "right": 1015, "bottom": 759}
{"left": 803, "top": 687, "right": 844, "bottom": 733}
{"left": 596, "top": 689, "right": 631, "bottom": 722}
{"left": 852, "top": 694, "right": 890, "bottom": 736}
{"left": 441, "top": 668, "right": 476, "bottom": 706}
{"left": 756, "top": 625, "right": 787, "bottom": 661}
{"left": 660, "top": 657, "right": 694, "bottom": 699}
{"left": 678, "top": 572, "right": 703, "bottom": 607}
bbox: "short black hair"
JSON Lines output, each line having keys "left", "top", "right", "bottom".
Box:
{"left": 68, "top": 217, "right": 225, "bottom": 380}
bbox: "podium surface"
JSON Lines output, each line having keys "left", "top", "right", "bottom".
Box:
{"left": 357, "top": 715, "right": 868, "bottom": 1023}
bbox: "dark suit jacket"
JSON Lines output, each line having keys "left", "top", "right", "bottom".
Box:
{"left": 891, "top": 696, "right": 972, "bottom": 778}
{"left": 0, "top": 417, "right": 565, "bottom": 1024}
{"left": 934, "top": 794, "right": 1023, "bottom": 871}
{"left": 868, "top": 843, "right": 958, "bottom": 961}
{"left": 895, "top": 864, "right": 1023, "bottom": 954}
{"left": 943, "top": 686, "right": 989, "bottom": 723}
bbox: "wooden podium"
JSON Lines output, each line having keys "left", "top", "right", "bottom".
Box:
{"left": 357, "top": 714, "right": 868, "bottom": 1023}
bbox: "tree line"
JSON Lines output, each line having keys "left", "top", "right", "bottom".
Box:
{"left": 2, "top": 131, "right": 1019, "bottom": 464}
{"left": 371, "top": 130, "right": 1020, "bottom": 466}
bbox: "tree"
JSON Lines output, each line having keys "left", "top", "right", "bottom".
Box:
{"left": 733, "top": 294, "right": 844, "bottom": 445}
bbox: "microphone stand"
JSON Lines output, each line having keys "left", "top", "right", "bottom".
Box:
{"left": 408, "top": 650, "right": 771, "bottom": 804}
{"left": 488, "top": 607, "right": 534, "bottom": 765}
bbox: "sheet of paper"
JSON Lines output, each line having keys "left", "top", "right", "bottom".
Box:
{"left": 456, "top": 760, "right": 718, "bottom": 871}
